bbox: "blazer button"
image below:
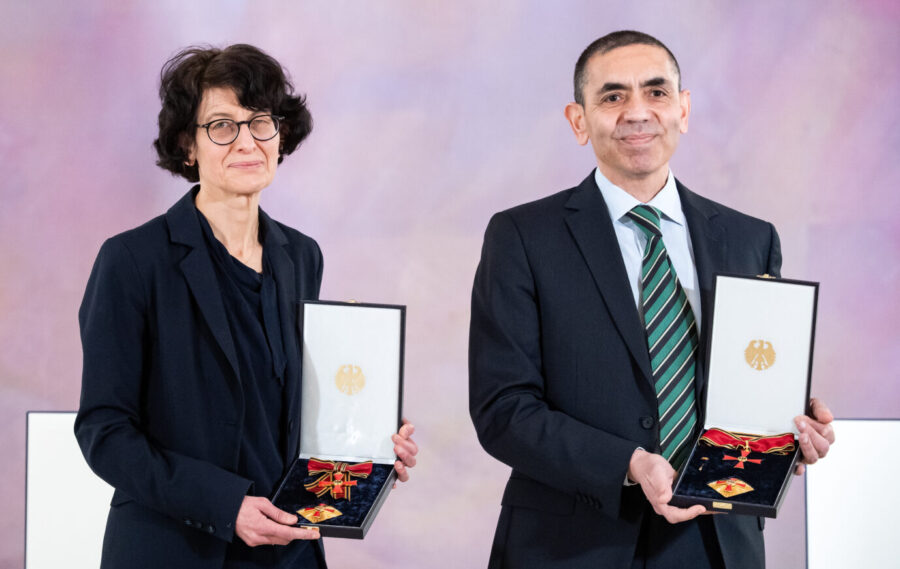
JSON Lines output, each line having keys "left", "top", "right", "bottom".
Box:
{"left": 206, "top": 525, "right": 216, "bottom": 534}
{"left": 183, "top": 518, "right": 193, "bottom": 527}
{"left": 640, "top": 416, "right": 655, "bottom": 429}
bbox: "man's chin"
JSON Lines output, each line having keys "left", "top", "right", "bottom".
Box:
{"left": 620, "top": 161, "right": 667, "bottom": 180}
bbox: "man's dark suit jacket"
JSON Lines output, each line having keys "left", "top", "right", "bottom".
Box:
{"left": 469, "top": 172, "right": 782, "bottom": 569}
{"left": 75, "top": 189, "right": 324, "bottom": 568}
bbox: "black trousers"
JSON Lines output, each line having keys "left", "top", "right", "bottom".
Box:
{"left": 631, "top": 512, "right": 725, "bottom": 569}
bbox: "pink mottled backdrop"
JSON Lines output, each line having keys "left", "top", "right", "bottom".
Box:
{"left": 2, "top": 1, "right": 898, "bottom": 567}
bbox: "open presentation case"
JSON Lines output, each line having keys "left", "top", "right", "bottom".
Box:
{"left": 271, "top": 301, "right": 405, "bottom": 538}
{"left": 670, "top": 274, "right": 818, "bottom": 518}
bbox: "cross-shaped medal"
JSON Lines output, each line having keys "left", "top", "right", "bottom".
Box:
{"left": 314, "top": 471, "right": 359, "bottom": 499}
{"left": 723, "top": 447, "right": 763, "bottom": 469}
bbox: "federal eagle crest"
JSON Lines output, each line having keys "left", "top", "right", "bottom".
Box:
{"left": 744, "top": 340, "right": 776, "bottom": 371}
{"left": 335, "top": 364, "right": 366, "bottom": 395}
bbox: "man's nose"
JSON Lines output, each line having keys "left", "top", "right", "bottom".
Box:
{"left": 622, "top": 94, "right": 652, "bottom": 122}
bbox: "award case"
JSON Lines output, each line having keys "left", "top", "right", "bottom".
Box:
{"left": 669, "top": 274, "right": 818, "bottom": 518}
{"left": 270, "top": 300, "right": 405, "bottom": 538}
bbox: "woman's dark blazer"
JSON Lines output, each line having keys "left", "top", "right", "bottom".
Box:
{"left": 74, "top": 189, "right": 324, "bottom": 568}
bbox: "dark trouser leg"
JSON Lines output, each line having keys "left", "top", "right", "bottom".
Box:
{"left": 632, "top": 511, "right": 725, "bottom": 569}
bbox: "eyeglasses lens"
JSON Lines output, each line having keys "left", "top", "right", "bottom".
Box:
{"left": 206, "top": 116, "right": 280, "bottom": 145}
{"left": 249, "top": 117, "right": 278, "bottom": 140}
{"left": 208, "top": 121, "right": 237, "bottom": 144}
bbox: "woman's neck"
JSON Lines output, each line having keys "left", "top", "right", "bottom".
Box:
{"left": 195, "top": 186, "right": 263, "bottom": 270}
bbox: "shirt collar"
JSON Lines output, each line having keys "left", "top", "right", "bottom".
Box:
{"left": 594, "top": 168, "right": 686, "bottom": 226}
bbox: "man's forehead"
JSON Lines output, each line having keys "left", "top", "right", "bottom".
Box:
{"left": 585, "top": 44, "right": 679, "bottom": 86}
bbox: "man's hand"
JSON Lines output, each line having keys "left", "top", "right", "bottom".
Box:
{"left": 392, "top": 419, "right": 418, "bottom": 485}
{"left": 234, "top": 496, "right": 320, "bottom": 547}
{"left": 793, "top": 397, "right": 835, "bottom": 476}
{"left": 628, "top": 449, "right": 706, "bottom": 524}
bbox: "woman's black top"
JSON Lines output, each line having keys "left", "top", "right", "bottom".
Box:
{"left": 197, "top": 210, "right": 319, "bottom": 568}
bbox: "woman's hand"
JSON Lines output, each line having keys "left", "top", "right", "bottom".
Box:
{"left": 234, "top": 496, "right": 320, "bottom": 546}
{"left": 392, "top": 419, "right": 418, "bottom": 485}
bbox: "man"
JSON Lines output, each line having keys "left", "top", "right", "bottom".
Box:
{"left": 468, "top": 31, "right": 834, "bottom": 569}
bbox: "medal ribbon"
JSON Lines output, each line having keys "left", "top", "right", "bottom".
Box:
{"left": 699, "top": 428, "right": 796, "bottom": 454}
{"left": 304, "top": 458, "right": 373, "bottom": 501}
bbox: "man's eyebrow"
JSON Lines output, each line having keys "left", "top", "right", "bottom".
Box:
{"left": 641, "top": 77, "right": 671, "bottom": 88}
{"left": 597, "top": 82, "right": 629, "bottom": 95}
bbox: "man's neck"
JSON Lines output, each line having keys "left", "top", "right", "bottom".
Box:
{"left": 597, "top": 165, "right": 669, "bottom": 203}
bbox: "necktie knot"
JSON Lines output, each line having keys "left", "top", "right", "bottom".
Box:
{"left": 627, "top": 205, "right": 662, "bottom": 239}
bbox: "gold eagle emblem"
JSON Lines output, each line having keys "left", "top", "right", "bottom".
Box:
{"left": 335, "top": 364, "right": 366, "bottom": 395}
{"left": 744, "top": 340, "right": 776, "bottom": 371}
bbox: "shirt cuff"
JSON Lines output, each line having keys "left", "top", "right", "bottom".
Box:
{"left": 624, "top": 447, "right": 645, "bottom": 486}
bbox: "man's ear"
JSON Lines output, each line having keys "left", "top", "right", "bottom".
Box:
{"left": 564, "top": 102, "right": 590, "bottom": 146}
{"left": 678, "top": 89, "right": 691, "bottom": 134}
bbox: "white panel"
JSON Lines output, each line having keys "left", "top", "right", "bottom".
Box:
{"left": 806, "top": 419, "right": 899, "bottom": 569}
{"left": 25, "top": 412, "right": 113, "bottom": 569}
{"left": 706, "top": 276, "right": 816, "bottom": 435}
{"left": 299, "top": 303, "right": 402, "bottom": 463}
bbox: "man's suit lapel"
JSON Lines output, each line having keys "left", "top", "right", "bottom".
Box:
{"left": 166, "top": 189, "right": 241, "bottom": 385}
{"left": 564, "top": 173, "right": 655, "bottom": 386}
{"left": 678, "top": 180, "right": 727, "bottom": 402}
{"left": 561, "top": 174, "right": 730, "bottom": 400}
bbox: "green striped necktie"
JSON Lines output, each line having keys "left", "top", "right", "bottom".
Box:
{"left": 626, "top": 205, "right": 699, "bottom": 470}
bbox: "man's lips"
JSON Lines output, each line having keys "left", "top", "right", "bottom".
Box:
{"left": 618, "top": 133, "right": 657, "bottom": 145}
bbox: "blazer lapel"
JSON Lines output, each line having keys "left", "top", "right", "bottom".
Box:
{"left": 166, "top": 189, "right": 241, "bottom": 384}
{"left": 678, "top": 180, "right": 727, "bottom": 406}
{"left": 261, "top": 211, "right": 303, "bottom": 465}
{"left": 564, "top": 173, "right": 654, "bottom": 385}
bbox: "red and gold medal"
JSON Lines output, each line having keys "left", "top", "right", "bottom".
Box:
{"left": 297, "top": 503, "right": 343, "bottom": 523}
{"left": 700, "top": 428, "right": 796, "bottom": 454}
{"left": 304, "top": 458, "right": 373, "bottom": 501}
{"left": 708, "top": 477, "right": 754, "bottom": 498}
{"left": 700, "top": 428, "right": 795, "bottom": 469}
{"left": 723, "top": 448, "right": 763, "bottom": 469}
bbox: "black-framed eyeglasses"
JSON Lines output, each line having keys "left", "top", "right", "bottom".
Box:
{"left": 195, "top": 115, "right": 284, "bottom": 145}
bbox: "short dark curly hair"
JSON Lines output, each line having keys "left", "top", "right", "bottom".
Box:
{"left": 153, "top": 44, "right": 313, "bottom": 182}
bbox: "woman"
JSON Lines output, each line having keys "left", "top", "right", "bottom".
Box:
{"left": 75, "top": 44, "right": 417, "bottom": 569}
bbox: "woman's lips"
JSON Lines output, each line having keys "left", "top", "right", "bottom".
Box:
{"left": 229, "top": 160, "right": 264, "bottom": 169}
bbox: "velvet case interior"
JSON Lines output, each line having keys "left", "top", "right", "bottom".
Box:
{"left": 271, "top": 458, "right": 394, "bottom": 529}
{"left": 673, "top": 434, "right": 798, "bottom": 509}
